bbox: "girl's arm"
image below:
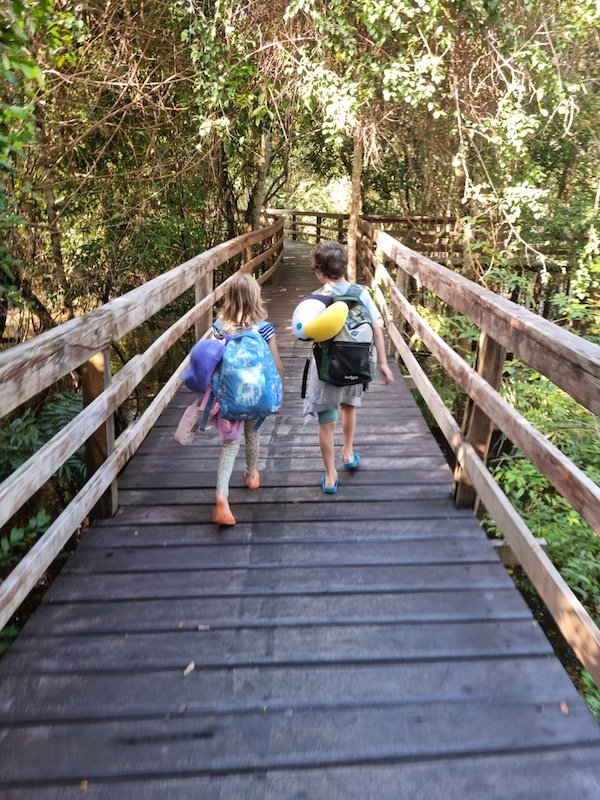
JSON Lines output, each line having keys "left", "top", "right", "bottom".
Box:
{"left": 268, "top": 336, "right": 285, "bottom": 382}
{"left": 373, "top": 324, "right": 394, "bottom": 385}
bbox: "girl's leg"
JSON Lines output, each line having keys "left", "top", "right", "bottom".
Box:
{"left": 318, "top": 413, "right": 338, "bottom": 489}
{"left": 244, "top": 420, "right": 261, "bottom": 489}
{"left": 341, "top": 403, "right": 357, "bottom": 464}
{"left": 214, "top": 438, "right": 241, "bottom": 525}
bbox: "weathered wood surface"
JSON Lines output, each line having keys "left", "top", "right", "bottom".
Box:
{"left": 0, "top": 240, "right": 598, "bottom": 799}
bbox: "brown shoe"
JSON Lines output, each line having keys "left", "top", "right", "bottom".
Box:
{"left": 244, "top": 470, "right": 260, "bottom": 490}
{"left": 212, "top": 496, "right": 236, "bottom": 526}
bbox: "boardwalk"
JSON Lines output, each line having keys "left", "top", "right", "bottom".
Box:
{"left": 0, "top": 241, "right": 599, "bottom": 798}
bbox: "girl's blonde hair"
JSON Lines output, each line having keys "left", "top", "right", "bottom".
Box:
{"left": 219, "top": 272, "right": 267, "bottom": 332}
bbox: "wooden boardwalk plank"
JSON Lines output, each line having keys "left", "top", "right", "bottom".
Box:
{"left": 0, "top": 239, "right": 598, "bottom": 798}
{"left": 18, "top": 589, "right": 533, "bottom": 635}
{"left": 0, "top": 657, "right": 576, "bottom": 722}
{"left": 60, "top": 539, "right": 500, "bottom": 573}
{"left": 1, "top": 702, "right": 598, "bottom": 785}
{"left": 37, "top": 563, "right": 516, "bottom": 602}
{"left": 2, "top": 752, "right": 599, "bottom": 800}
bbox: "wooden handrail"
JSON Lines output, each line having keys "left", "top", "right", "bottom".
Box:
{"left": 358, "top": 224, "right": 600, "bottom": 685}
{"left": 0, "top": 221, "right": 284, "bottom": 630}
{"left": 0, "top": 221, "right": 283, "bottom": 419}
{"left": 360, "top": 220, "right": 600, "bottom": 416}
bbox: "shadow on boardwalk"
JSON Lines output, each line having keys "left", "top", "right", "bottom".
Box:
{"left": 0, "top": 240, "right": 599, "bottom": 798}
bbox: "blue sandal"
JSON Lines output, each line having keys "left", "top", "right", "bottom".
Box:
{"left": 343, "top": 452, "right": 360, "bottom": 470}
{"left": 320, "top": 474, "right": 339, "bottom": 494}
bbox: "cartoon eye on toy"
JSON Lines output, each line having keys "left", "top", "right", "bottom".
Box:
{"left": 291, "top": 295, "right": 348, "bottom": 342}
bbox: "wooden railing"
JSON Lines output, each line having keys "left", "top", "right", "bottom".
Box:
{"left": 266, "top": 209, "right": 459, "bottom": 264}
{"left": 266, "top": 209, "right": 349, "bottom": 244}
{"left": 0, "top": 220, "right": 284, "bottom": 629}
{"left": 357, "top": 218, "right": 600, "bottom": 685}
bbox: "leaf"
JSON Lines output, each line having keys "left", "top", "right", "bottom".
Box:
{"left": 9, "top": 528, "right": 24, "bottom": 543}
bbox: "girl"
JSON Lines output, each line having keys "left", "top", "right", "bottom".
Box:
{"left": 303, "top": 241, "right": 394, "bottom": 493}
{"left": 211, "top": 273, "right": 284, "bottom": 526}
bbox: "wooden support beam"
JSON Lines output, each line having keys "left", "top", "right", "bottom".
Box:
{"left": 454, "top": 332, "right": 506, "bottom": 508}
{"left": 194, "top": 267, "right": 213, "bottom": 342}
{"left": 80, "top": 350, "right": 117, "bottom": 519}
{"left": 493, "top": 537, "right": 548, "bottom": 567}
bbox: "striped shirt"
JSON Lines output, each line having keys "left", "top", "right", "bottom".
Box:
{"left": 212, "top": 320, "right": 276, "bottom": 343}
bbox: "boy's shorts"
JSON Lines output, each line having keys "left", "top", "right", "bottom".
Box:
{"left": 317, "top": 409, "right": 340, "bottom": 424}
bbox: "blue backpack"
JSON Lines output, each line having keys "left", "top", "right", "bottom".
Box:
{"left": 201, "top": 327, "right": 282, "bottom": 429}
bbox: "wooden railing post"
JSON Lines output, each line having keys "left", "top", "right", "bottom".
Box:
{"left": 291, "top": 214, "right": 297, "bottom": 241}
{"left": 337, "top": 216, "right": 344, "bottom": 242}
{"left": 195, "top": 266, "right": 213, "bottom": 341}
{"left": 389, "top": 263, "right": 410, "bottom": 358}
{"left": 453, "top": 332, "right": 506, "bottom": 508}
{"left": 316, "top": 215, "right": 322, "bottom": 243}
{"left": 266, "top": 233, "right": 274, "bottom": 272}
{"left": 81, "top": 349, "right": 117, "bottom": 518}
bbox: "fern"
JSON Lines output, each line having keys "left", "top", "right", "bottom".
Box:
{"left": 0, "top": 410, "right": 42, "bottom": 481}
{"left": 39, "top": 392, "right": 86, "bottom": 484}
{"left": 0, "top": 391, "right": 85, "bottom": 485}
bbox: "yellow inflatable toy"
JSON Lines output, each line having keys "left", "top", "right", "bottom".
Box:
{"left": 292, "top": 296, "right": 348, "bottom": 342}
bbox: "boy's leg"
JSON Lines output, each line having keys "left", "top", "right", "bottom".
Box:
{"left": 318, "top": 409, "right": 338, "bottom": 489}
{"left": 214, "top": 438, "right": 240, "bottom": 525}
{"left": 243, "top": 420, "right": 260, "bottom": 489}
{"left": 341, "top": 403, "right": 357, "bottom": 464}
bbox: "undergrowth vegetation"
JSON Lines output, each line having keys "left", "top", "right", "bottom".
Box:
{"left": 0, "top": 390, "right": 85, "bottom": 573}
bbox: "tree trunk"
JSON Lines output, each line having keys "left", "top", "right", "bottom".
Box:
{"left": 347, "top": 127, "right": 363, "bottom": 282}
{"left": 454, "top": 149, "right": 478, "bottom": 282}
{"left": 247, "top": 128, "right": 272, "bottom": 230}
{"left": 17, "top": 275, "right": 56, "bottom": 331}
{"left": 42, "top": 181, "right": 74, "bottom": 319}
{"left": 217, "top": 143, "right": 238, "bottom": 240}
{"left": 0, "top": 296, "right": 7, "bottom": 341}
{"left": 33, "top": 103, "right": 74, "bottom": 319}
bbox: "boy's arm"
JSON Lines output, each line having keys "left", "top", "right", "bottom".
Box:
{"left": 373, "top": 324, "right": 394, "bottom": 385}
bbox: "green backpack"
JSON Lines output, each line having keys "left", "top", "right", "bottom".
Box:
{"left": 303, "top": 284, "right": 375, "bottom": 392}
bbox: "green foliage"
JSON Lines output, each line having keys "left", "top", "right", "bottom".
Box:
{"left": 415, "top": 306, "right": 479, "bottom": 352}
{"left": 0, "top": 624, "right": 20, "bottom": 656}
{"left": 0, "top": 1, "right": 46, "bottom": 151}
{"left": 39, "top": 392, "right": 86, "bottom": 484}
{"left": 0, "top": 408, "right": 42, "bottom": 480}
{"left": 582, "top": 670, "right": 600, "bottom": 721}
{"left": 0, "top": 508, "right": 51, "bottom": 570}
{"left": 485, "top": 365, "right": 600, "bottom": 608}
{"left": 0, "top": 391, "right": 85, "bottom": 484}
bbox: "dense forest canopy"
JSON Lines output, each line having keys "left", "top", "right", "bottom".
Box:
{"left": 1, "top": 0, "right": 598, "bottom": 337}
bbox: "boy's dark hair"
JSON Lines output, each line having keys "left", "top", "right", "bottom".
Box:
{"left": 310, "top": 241, "right": 348, "bottom": 280}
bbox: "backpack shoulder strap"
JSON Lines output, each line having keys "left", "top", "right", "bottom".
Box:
{"left": 343, "top": 284, "right": 365, "bottom": 300}
{"left": 300, "top": 357, "right": 311, "bottom": 399}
